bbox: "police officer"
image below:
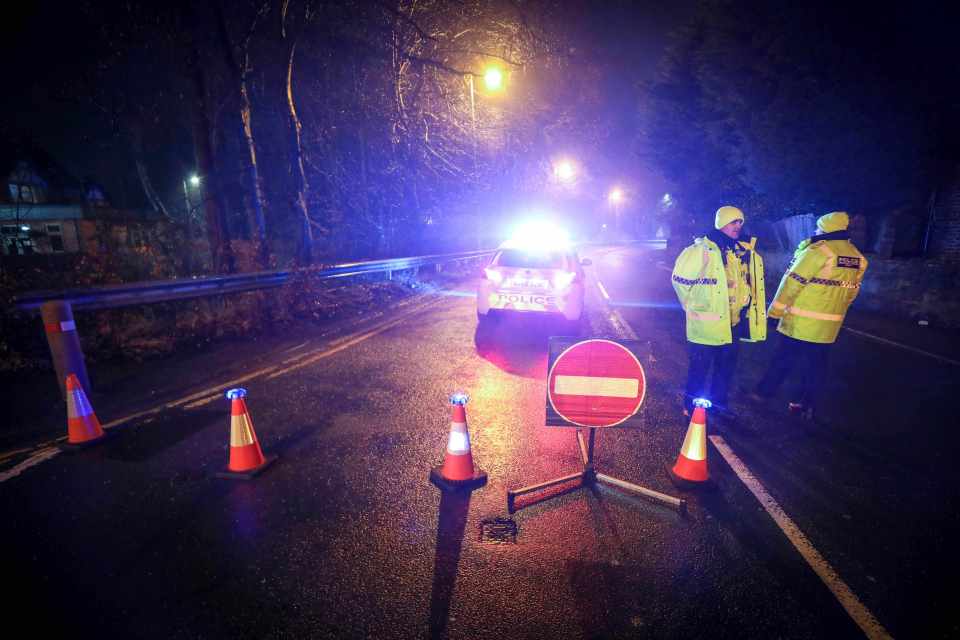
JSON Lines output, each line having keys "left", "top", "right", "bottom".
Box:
{"left": 672, "top": 206, "right": 767, "bottom": 421}
{"left": 753, "top": 211, "right": 867, "bottom": 420}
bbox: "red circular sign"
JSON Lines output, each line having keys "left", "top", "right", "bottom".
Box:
{"left": 547, "top": 339, "right": 646, "bottom": 427}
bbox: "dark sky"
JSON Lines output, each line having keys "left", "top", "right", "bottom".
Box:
{"left": 7, "top": 0, "right": 955, "bottom": 212}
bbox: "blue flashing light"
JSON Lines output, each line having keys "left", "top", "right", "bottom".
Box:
{"left": 693, "top": 397, "right": 712, "bottom": 409}
{"left": 226, "top": 388, "right": 247, "bottom": 400}
{"left": 449, "top": 392, "right": 469, "bottom": 405}
{"left": 505, "top": 220, "right": 571, "bottom": 252}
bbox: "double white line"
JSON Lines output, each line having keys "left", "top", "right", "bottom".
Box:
{"left": 0, "top": 296, "right": 441, "bottom": 484}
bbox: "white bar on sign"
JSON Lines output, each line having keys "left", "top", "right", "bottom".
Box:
{"left": 554, "top": 375, "right": 638, "bottom": 398}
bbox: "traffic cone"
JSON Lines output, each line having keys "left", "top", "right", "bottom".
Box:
{"left": 668, "top": 398, "right": 714, "bottom": 489}
{"left": 430, "top": 393, "right": 487, "bottom": 491}
{"left": 215, "top": 388, "right": 277, "bottom": 480}
{"left": 61, "top": 373, "right": 106, "bottom": 449}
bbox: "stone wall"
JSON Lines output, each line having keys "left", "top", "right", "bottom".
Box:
{"left": 763, "top": 251, "right": 960, "bottom": 328}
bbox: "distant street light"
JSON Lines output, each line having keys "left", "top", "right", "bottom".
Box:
{"left": 554, "top": 159, "right": 576, "bottom": 183}
{"left": 189, "top": 174, "right": 201, "bottom": 187}
{"left": 609, "top": 187, "right": 625, "bottom": 230}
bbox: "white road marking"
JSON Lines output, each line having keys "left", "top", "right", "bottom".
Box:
{"left": 596, "top": 280, "right": 611, "bottom": 300}
{"left": 843, "top": 327, "right": 959, "bottom": 367}
{"left": 0, "top": 297, "right": 442, "bottom": 484}
{"left": 710, "top": 435, "right": 893, "bottom": 640}
{"left": 590, "top": 270, "right": 891, "bottom": 639}
{"left": 283, "top": 341, "right": 310, "bottom": 353}
{"left": 607, "top": 308, "right": 639, "bottom": 340}
{"left": 0, "top": 447, "right": 60, "bottom": 483}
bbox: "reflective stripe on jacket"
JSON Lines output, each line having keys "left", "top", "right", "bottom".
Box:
{"left": 672, "top": 236, "right": 767, "bottom": 346}
{"left": 768, "top": 236, "right": 867, "bottom": 344}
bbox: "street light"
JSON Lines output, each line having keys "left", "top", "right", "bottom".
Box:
{"left": 554, "top": 159, "right": 575, "bottom": 183}
{"left": 466, "top": 65, "right": 507, "bottom": 249}
{"left": 483, "top": 67, "right": 503, "bottom": 91}
{"left": 608, "top": 187, "right": 625, "bottom": 230}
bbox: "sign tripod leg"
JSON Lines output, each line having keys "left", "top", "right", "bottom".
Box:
{"left": 507, "top": 429, "right": 686, "bottom": 515}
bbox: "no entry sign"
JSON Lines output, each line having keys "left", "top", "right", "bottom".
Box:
{"left": 546, "top": 338, "right": 646, "bottom": 428}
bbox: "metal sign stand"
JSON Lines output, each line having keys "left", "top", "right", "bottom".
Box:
{"left": 507, "top": 427, "right": 686, "bottom": 515}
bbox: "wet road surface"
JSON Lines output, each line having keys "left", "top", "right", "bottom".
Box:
{"left": 2, "top": 244, "right": 957, "bottom": 638}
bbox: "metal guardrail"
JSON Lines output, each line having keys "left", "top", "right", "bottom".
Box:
{"left": 14, "top": 249, "right": 496, "bottom": 312}
{"left": 13, "top": 248, "right": 496, "bottom": 398}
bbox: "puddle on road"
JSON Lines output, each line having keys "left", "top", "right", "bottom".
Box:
{"left": 479, "top": 517, "right": 518, "bottom": 544}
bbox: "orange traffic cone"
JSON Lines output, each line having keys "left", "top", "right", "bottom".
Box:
{"left": 215, "top": 388, "right": 277, "bottom": 479}
{"left": 62, "top": 373, "right": 106, "bottom": 449}
{"left": 430, "top": 393, "right": 487, "bottom": 491}
{"left": 669, "top": 398, "right": 714, "bottom": 489}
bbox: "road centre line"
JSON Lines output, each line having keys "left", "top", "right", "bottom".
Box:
{"left": 709, "top": 435, "right": 893, "bottom": 640}
{"left": 266, "top": 299, "right": 439, "bottom": 379}
{"left": 0, "top": 296, "right": 442, "bottom": 484}
{"left": 596, "top": 279, "right": 611, "bottom": 300}
{"left": 0, "top": 447, "right": 60, "bottom": 483}
{"left": 843, "top": 327, "right": 959, "bottom": 367}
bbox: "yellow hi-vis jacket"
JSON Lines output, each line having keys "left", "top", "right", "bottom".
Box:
{"left": 672, "top": 235, "right": 767, "bottom": 346}
{"left": 768, "top": 233, "right": 867, "bottom": 344}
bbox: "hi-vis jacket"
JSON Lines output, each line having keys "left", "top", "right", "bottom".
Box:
{"left": 672, "top": 236, "right": 767, "bottom": 346}
{"left": 769, "top": 232, "right": 867, "bottom": 344}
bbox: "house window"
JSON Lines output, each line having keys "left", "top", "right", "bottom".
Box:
{"left": 46, "top": 224, "right": 65, "bottom": 252}
{"left": 8, "top": 183, "right": 40, "bottom": 203}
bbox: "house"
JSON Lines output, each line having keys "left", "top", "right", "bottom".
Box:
{"left": 1, "top": 146, "right": 165, "bottom": 257}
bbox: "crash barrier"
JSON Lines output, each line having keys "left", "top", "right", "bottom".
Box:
{"left": 14, "top": 249, "right": 496, "bottom": 396}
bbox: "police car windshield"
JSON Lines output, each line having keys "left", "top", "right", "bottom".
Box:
{"left": 496, "top": 249, "right": 566, "bottom": 269}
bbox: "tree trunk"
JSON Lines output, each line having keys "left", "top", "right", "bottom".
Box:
{"left": 128, "top": 120, "right": 173, "bottom": 220}
{"left": 284, "top": 37, "right": 314, "bottom": 265}
{"left": 214, "top": 0, "right": 270, "bottom": 269}
{"left": 188, "top": 41, "right": 234, "bottom": 274}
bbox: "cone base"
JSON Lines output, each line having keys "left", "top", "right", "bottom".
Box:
{"left": 59, "top": 430, "right": 112, "bottom": 452}
{"left": 430, "top": 466, "right": 487, "bottom": 492}
{"left": 667, "top": 464, "right": 716, "bottom": 491}
{"left": 215, "top": 454, "right": 278, "bottom": 480}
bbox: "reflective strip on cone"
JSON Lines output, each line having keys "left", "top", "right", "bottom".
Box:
{"left": 65, "top": 374, "right": 104, "bottom": 444}
{"left": 227, "top": 398, "right": 266, "bottom": 472}
{"left": 671, "top": 408, "right": 708, "bottom": 482}
{"left": 440, "top": 421, "right": 475, "bottom": 481}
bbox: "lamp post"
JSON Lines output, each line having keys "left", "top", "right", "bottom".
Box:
{"left": 182, "top": 174, "right": 200, "bottom": 273}
{"left": 467, "top": 65, "right": 505, "bottom": 249}
{"left": 608, "top": 187, "right": 624, "bottom": 231}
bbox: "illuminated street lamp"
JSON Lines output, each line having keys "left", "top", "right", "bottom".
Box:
{"left": 189, "top": 174, "right": 200, "bottom": 187}
{"left": 608, "top": 187, "right": 625, "bottom": 230}
{"left": 483, "top": 66, "right": 503, "bottom": 91}
{"left": 554, "top": 159, "right": 576, "bottom": 183}
{"left": 467, "top": 65, "right": 507, "bottom": 248}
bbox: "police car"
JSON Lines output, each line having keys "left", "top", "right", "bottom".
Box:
{"left": 477, "top": 224, "right": 590, "bottom": 328}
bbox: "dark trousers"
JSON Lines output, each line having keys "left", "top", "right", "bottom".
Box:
{"left": 756, "top": 333, "right": 831, "bottom": 410}
{"left": 685, "top": 340, "right": 740, "bottom": 414}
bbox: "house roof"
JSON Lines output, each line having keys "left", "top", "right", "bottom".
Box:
{"left": 0, "top": 203, "right": 84, "bottom": 222}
